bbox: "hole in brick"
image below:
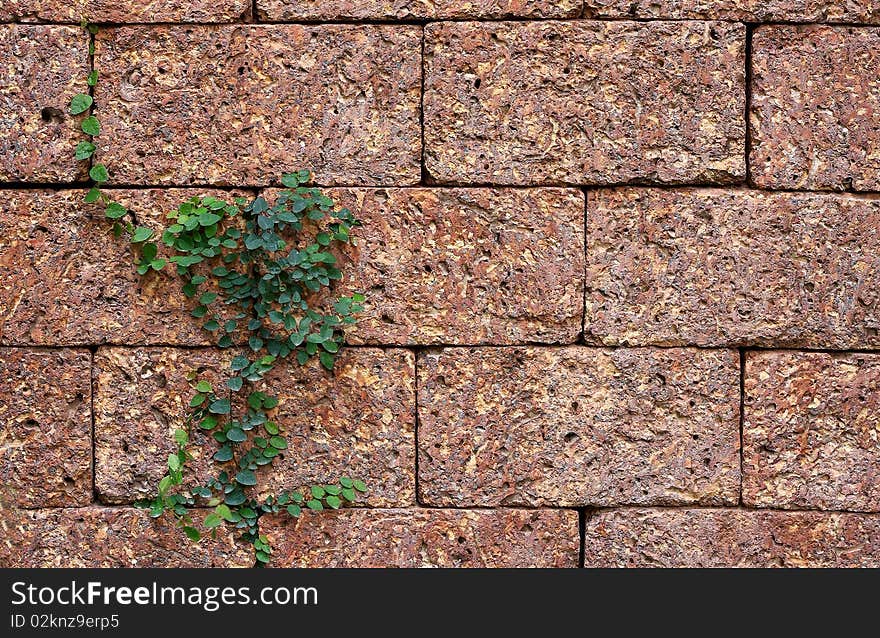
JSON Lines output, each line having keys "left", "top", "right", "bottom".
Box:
{"left": 804, "top": 282, "right": 815, "bottom": 293}
{"left": 703, "top": 458, "right": 710, "bottom": 466}
{"left": 63, "top": 476, "right": 74, "bottom": 484}
{"left": 158, "top": 67, "right": 167, "bottom": 74}
{"left": 25, "top": 418, "right": 38, "bottom": 427}
{"left": 570, "top": 401, "right": 579, "bottom": 411}
{"left": 709, "top": 27, "right": 719, "bottom": 40}
{"left": 423, "top": 264, "right": 432, "bottom": 273}
{"left": 40, "top": 107, "right": 64, "bottom": 123}
{"left": 564, "top": 432, "right": 579, "bottom": 444}
{"left": 457, "top": 536, "right": 465, "bottom": 544}
{"left": 656, "top": 373, "right": 666, "bottom": 385}
{"left": 689, "top": 400, "right": 696, "bottom": 407}
{"left": 692, "top": 434, "right": 699, "bottom": 440}
{"left": 380, "top": 313, "right": 394, "bottom": 324}
{"left": 563, "top": 67, "right": 571, "bottom": 75}
{"left": 122, "top": 441, "right": 129, "bottom": 452}
{"left": 473, "top": 78, "right": 481, "bottom": 89}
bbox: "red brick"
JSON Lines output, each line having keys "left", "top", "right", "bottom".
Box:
{"left": 288, "top": 187, "right": 583, "bottom": 345}
{"left": 744, "top": 351, "right": 880, "bottom": 512}
{"left": 424, "top": 21, "right": 745, "bottom": 185}
{"left": 418, "top": 347, "right": 740, "bottom": 507}
{"left": 584, "top": 508, "right": 880, "bottom": 567}
{"left": 751, "top": 26, "right": 880, "bottom": 191}
{"left": 583, "top": 1, "right": 880, "bottom": 22}
{"left": 94, "top": 26, "right": 421, "bottom": 186}
{"left": 0, "top": 0, "right": 250, "bottom": 22}
{"left": 257, "top": 0, "right": 580, "bottom": 20}
{"left": 93, "top": 347, "right": 231, "bottom": 503}
{"left": 0, "top": 507, "right": 252, "bottom": 567}
{"left": 0, "top": 26, "right": 88, "bottom": 182}
{"left": 0, "top": 189, "right": 250, "bottom": 346}
{"left": 0, "top": 349, "right": 91, "bottom": 507}
{"left": 249, "top": 349, "right": 415, "bottom": 507}
{"left": 586, "top": 188, "right": 880, "bottom": 348}
{"left": 262, "top": 508, "right": 578, "bottom": 567}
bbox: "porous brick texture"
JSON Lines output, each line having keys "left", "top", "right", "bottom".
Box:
{"left": 3, "top": 3, "right": 880, "bottom": 569}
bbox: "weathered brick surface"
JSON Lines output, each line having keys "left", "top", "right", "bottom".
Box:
{"left": 0, "top": 26, "right": 88, "bottom": 183}
{"left": 583, "top": 1, "right": 880, "bottom": 23}
{"left": 94, "top": 26, "right": 421, "bottom": 187}
{"left": 257, "top": 0, "right": 580, "bottom": 20}
{"left": 94, "top": 347, "right": 231, "bottom": 503}
{"left": 751, "top": 26, "right": 880, "bottom": 191}
{"left": 584, "top": 508, "right": 880, "bottom": 567}
{"left": 311, "top": 188, "right": 584, "bottom": 345}
{"left": 585, "top": 189, "right": 880, "bottom": 349}
{"left": 418, "top": 347, "right": 740, "bottom": 507}
{"left": 248, "top": 349, "right": 415, "bottom": 506}
{"left": 0, "top": 189, "right": 250, "bottom": 346}
{"left": 0, "top": 349, "right": 91, "bottom": 508}
{"left": 262, "top": 508, "right": 578, "bottom": 567}
{"left": 0, "top": 0, "right": 250, "bottom": 22}
{"left": 744, "top": 351, "right": 880, "bottom": 512}
{"left": 0, "top": 507, "right": 252, "bottom": 567}
{"left": 424, "top": 21, "right": 745, "bottom": 185}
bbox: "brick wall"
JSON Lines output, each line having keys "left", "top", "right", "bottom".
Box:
{"left": 1, "top": 3, "right": 879, "bottom": 568}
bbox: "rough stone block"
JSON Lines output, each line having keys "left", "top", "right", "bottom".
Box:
{"left": 424, "top": 20, "right": 745, "bottom": 185}
{"left": 94, "top": 26, "right": 421, "bottom": 186}
{"left": 257, "top": 0, "right": 581, "bottom": 20}
{"left": 249, "top": 349, "right": 416, "bottom": 507}
{"left": 262, "top": 508, "right": 579, "bottom": 567}
{"left": 0, "top": 507, "right": 252, "bottom": 567}
{"left": 283, "top": 187, "right": 584, "bottom": 345}
{"left": 0, "top": 348, "right": 91, "bottom": 507}
{"left": 0, "top": 0, "right": 251, "bottom": 22}
{"left": 418, "top": 347, "right": 740, "bottom": 507}
{"left": 0, "top": 26, "right": 88, "bottom": 182}
{"left": 94, "top": 347, "right": 231, "bottom": 503}
{"left": 585, "top": 188, "right": 880, "bottom": 348}
{"left": 744, "top": 351, "right": 880, "bottom": 512}
{"left": 583, "top": 1, "right": 880, "bottom": 23}
{"left": 751, "top": 26, "right": 880, "bottom": 191}
{"left": 584, "top": 508, "right": 880, "bottom": 567}
{"left": 0, "top": 189, "right": 249, "bottom": 346}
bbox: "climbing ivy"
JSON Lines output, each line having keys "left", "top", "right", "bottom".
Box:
{"left": 70, "top": 22, "right": 366, "bottom": 565}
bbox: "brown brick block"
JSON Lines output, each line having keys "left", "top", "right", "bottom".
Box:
{"left": 94, "top": 347, "right": 231, "bottom": 503}
{"left": 583, "top": 1, "right": 880, "bottom": 23}
{"left": 0, "top": 189, "right": 250, "bottom": 346}
{"left": 418, "top": 347, "right": 740, "bottom": 507}
{"left": 299, "top": 187, "right": 584, "bottom": 345}
{"left": 585, "top": 189, "right": 880, "bottom": 348}
{"left": 262, "top": 508, "right": 578, "bottom": 567}
{"left": 0, "top": 26, "right": 88, "bottom": 183}
{"left": 94, "top": 26, "right": 421, "bottom": 187}
{"left": 424, "top": 21, "right": 745, "bottom": 186}
{"left": 0, "top": 0, "right": 250, "bottom": 22}
{"left": 584, "top": 508, "right": 880, "bottom": 567}
{"left": 0, "top": 349, "right": 91, "bottom": 508}
{"left": 249, "top": 349, "right": 415, "bottom": 507}
{"left": 0, "top": 507, "right": 252, "bottom": 567}
{"left": 744, "top": 351, "right": 880, "bottom": 512}
{"left": 257, "top": 0, "right": 580, "bottom": 20}
{"left": 751, "top": 26, "right": 880, "bottom": 191}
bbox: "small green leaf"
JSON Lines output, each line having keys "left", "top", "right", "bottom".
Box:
{"left": 227, "top": 376, "right": 243, "bottom": 391}
{"left": 104, "top": 202, "right": 127, "bottom": 219}
{"left": 75, "top": 141, "right": 96, "bottom": 160}
{"left": 324, "top": 485, "right": 341, "bottom": 496}
{"left": 131, "top": 226, "right": 153, "bottom": 243}
{"left": 199, "top": 292, "right": 218, "bottom": 305}
{"left": 354, "top": 480, "right": 367, "bottom": 493}
{"left": 87, "top": 70, "right": 98, "bottom": 86}
{"left": 196, "top": 380, "right": 212, "bottom": 393}
{"left": 325, "top": 495, "right": 341, "bottom": 509}
{"left": 84, "top": 187, "right": 102, "bottom": 203}
{"left": 235, "top": 470, "right": 257, "bottom": 486}
{"left": 89, "top": 163, "right": 109, "bottom": 182}
{"left": 183, "top": 526, "right": 201, "bottom": 542}
{"left": 69, "top": 93, "right": 93, "bottom": 115}
{"left": 209, "top": 398, "right": 231, "bottom": 414}
{"left": 225, "top": 489, "right": 246, "bottom": 506}
{"left": 213, "top": 445, "right": 233, "bottom": 462}
{"left": 168, "top": 453, "right": 180, "bottom": 471}
{"left": 341, "top": 488, "right": 356, "bottom": 502}
{"left": 203, "top": 513, "right": 222, "bottom": 529}
{"left": 255, "top": 551, "right": 270, "bottom": 563}
{"left": 158, "top": 475, "right": 173, "bottom": 494}
{"left": 319, "top": 351, "right": 334, "bottom": 371}
{"left": 286, "top": 504, "right": 301, "bottom": 517}
{"left": 306, "top": 499, "right": 323, "bottom": 511}
{"left": 311, "top": 485, "right": 325, "bottom": 499}
{"left": 340, "top": 476, "right": 354, "bottom": 489}
{"left": 81, "top": 116, "right": 100, "bottom": 136}
{"left": 174, "top": 429, "right": 188, "bottom": 446}
{"left": 189, "top": 393, "right": 206, "bottom": 408}
{"left": 215, "top": 504, "right": 233, "bottom": 521}
{"left": 226, "top": 427, "right": 247, "bottom": 443}
{"left": 269, "top": 436, "right": 287, "bottom": 450}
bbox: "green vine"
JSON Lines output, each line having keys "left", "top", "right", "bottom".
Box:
{"left": 71, "top": 22, "right": 366, "bottom": 565}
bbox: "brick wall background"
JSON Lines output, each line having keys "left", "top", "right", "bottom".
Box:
{"left": 1, "top": 2, "right": 879, "bottom": 568}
